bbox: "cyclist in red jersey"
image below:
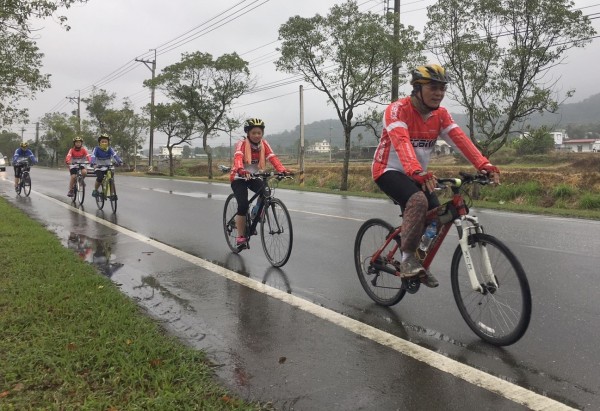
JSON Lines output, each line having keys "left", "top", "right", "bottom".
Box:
{"left": 230, "top": 118, "right": 290, "bottom": 249}
{"left": 372, "top": 64, "right": 500, "bottom": 287}
{"left": 65, "top": 136, "right": 91, "bottom": 197}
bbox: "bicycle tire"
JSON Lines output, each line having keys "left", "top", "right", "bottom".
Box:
{"left": 223, "top": 194, "right": 240, "bottom": 252}
{"left": 95, "top": 183, "right": 105, "bottom": 210}
{"left": 76, "top": 176, "right": 85, "bottom": 205}
{"left": 109, "top": 178, "right": 117, "bottom": 213}
{"left": 260, "top": 198, "right": 293, "bottom": 267}
{"left": 354, "top": 218, "right": 406, "bottom": 306}
{"left": 451, "top": 233, "right": 532, "bottom": 346}
{"left": 22, "top": 173, "right": 32, "bottom": 197}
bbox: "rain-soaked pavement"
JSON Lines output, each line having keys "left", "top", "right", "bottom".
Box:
{"left": 2, "top": 169, "right": 597, "bottom": 410}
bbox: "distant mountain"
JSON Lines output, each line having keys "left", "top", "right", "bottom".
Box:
{"left": 267, "top": 93, "right": 600, "bottom": 148}
{"left": 451, "top": 93, "right": 600, "bottom": 131}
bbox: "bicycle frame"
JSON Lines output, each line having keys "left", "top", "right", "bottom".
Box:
{"left": 369, "top": 178, "right": 498, "bottom": 293}
{"left": 99, "top": 166, "right": 115, "bottom": 198}
{"left": 245, "top": 174, "right": 283, "bottom": 239}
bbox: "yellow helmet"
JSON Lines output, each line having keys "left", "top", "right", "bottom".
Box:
{"left": 20, "top": 142, "right": 29, "bottom": 148}
{"left": 410, "top": 64, "right": 451, "bottom": 85}
{"left": 243, "top": 118, "right": 265, "bottom": 133}
{"left": 73, "top": 136, "right": 83, "bottom": 143}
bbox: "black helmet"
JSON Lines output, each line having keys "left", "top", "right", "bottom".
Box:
{"left": 98, "top": 133, "right": 110, "bottom": 143}
{"left": 243, "top": 118, "right": 265, "bottom": 133}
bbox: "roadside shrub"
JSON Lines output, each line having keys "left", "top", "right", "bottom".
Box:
{"left": 487, "top": 181, "right": 542, "bottom": 201}
{"left": 552, "top": 184, "right": 576, "bottom": 199}
{"left": 579, "top": 192, "right": 600, "bottom": 210}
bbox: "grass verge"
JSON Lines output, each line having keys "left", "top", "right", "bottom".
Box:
{"left": 0, "top": 198, "right": 262, "bottom": 410}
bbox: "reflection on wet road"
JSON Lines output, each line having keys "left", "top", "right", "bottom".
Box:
{"left": 1, "top": 169, "right": 595, "bottom": 410}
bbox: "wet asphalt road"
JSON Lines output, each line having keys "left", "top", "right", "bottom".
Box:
{"left": 2, "top": 167, "right": 599, "bottom": 410}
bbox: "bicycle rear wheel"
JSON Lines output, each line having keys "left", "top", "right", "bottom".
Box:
{"left": 223, "top": 194, "right": 240, "bottom": 252}
{"left": 109, "top": 179, "right": 117, "bottom": 213}
{"left": 354, "top": 219, "right": 406, "bottom": 306}
{"left": 260, "top": 198, "right": 293, "bottom": 267}
{"left": 451, "top": 233, "right": 532, "bottom": 346}
{"left": 95, "top": 184, "right": 105, "bottom": 210}
{"left": 76, "top": 176, "right": 85, "bottom": 205}
{"left": 22, "top": 173, "right": 32, "bottom": 197}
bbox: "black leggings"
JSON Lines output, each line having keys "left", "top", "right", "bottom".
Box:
{"left": 375, "top": 170, "right": 439, "bottom": 211}
{"left": 231, "top": 179, "right": 265, "bottom": 216}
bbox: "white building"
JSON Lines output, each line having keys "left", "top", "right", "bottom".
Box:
{"left": 561, "top": 139, "right": 597, "bottom": 153}
{"left": 158, "top": 146, "right": 184, "bottom": 157}
{"left": 550, "top": 130, "right": 568, "bottom": 145}
{"left": 308, "top": 139, "right": 331, "bottom": 153}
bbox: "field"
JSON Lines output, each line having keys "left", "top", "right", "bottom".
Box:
{"left": 146, "top": 151, "right": 600, "bottom": 219}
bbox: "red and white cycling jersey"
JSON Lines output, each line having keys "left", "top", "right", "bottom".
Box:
{"left": 372, "top": 96, "right": 489, "bottom": 180}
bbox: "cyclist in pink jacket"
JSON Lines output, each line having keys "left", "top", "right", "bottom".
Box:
{"left": 372, "top": 64, "right": 500, "bottom": 287}
{"left": 230, "top": 118, "right": 290, "bottom": 249}
{"left": 65, "top": 136, "right": 91, "bottom": 197}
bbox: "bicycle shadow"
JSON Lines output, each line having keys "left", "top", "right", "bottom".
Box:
{"left": 261, "top": 266, "right": 292, "bottom": 294}
{"left": 354, "top": 302, "right": 410, "bottom": 341}
{"left": 224, "top": 252, "right": 249, "bottom": 277}
{"left": 95, "top": 209, "right": 118, "bottom": 224}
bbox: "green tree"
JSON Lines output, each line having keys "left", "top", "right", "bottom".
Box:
{"left": 182, "top": 145, "right": 191, "bottom": 159}
{"left": 0, "top": 131, "right": 22, "bottom": 158}
{"left": 147, "top": 52, "right": 253, "bottom": 178}
{"left": 0, "top": 0, "right": 87, "bottom": 126}
{"left": 149, "top": 103, "right": 195, "bottom": 176}
{"left": 425, "top": 0, "right": 596, "bottom": 157}
{"left": 82, "top": 88, "right": 116, "bottom": 132}
{"left": 40, "top": 113, "right": 77, "bottom": 167}
{"left": 513, "top": 126, "right": 556, "bottom": 155}
{"left": 84, "top": 90, "right": 148, "bottom": 165}
{"left": 276, "top": 1, "right": 423, "bottom": 190}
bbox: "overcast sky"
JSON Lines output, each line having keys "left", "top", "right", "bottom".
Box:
{"left": 12, "top": 0, "right": 600, "bottom": 148}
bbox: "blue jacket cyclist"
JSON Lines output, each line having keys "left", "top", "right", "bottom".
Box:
{"left": 12, "top": 142, "right": 38, "bottom": 191}
{"left": 90, "top": 133, "right": 123, "bottom": 198}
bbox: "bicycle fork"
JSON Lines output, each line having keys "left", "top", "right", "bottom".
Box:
{"left": 457, "top": 216, "right": 499, "bottom": 292}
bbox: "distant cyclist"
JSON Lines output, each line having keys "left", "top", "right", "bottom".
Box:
{"left": 90, "top": 133, "right": 123, "bottom": 198}
{"left": 372, "top": 64, "right": 500, "bottom": 288}
{"left": 229, "top": 118, "right": 291, "bottom": 249}
{"left": 65, "top": 136, "right": 91, "bottom": 197}
{"left": 12, "top": 142, "right": 37, "bottom": 192}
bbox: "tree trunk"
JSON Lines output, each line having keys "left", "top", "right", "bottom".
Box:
{"left": 341, "top": 127, "right": 352, "bottom": 191}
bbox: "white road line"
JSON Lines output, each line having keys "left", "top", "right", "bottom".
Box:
{"left": 34, "top": 190, "right": 575, "bottom": 411}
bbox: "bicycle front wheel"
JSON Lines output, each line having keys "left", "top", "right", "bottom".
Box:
{"left": 260, "top": 199, "right": 293, "bottom": 267}
{"left": 22, "top": 173, "right": 32, "bottom": 197}
{"left": 95, "top": 184, "right": 105, "bottom": 210}
{"left": 354, "top": 219, "right": 406, "bottom": 306}
{"left": 451, "top": 233, "right": 532, "bottom": 346}
{"left": 76, "top": 176, "right": 85, "bottom": 205}
{"left": 109, "top": 179, "right": 117, "bottom": 213}
{"left": 223, "top": 194, "right": 240, "bottom": 252}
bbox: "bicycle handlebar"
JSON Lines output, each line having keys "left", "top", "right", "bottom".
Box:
{"left": 249, "top": 171, "right": 294, "bottom": 180}
{"left": 217, "top": 165, "right": 293, "bottom": 180}
{"left": 436, "top": 172, "right": 490, "bottom": 189}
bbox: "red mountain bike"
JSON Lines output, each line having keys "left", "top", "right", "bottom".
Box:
{"left": 354, "top": 172, "right": 532, "bottom": 346}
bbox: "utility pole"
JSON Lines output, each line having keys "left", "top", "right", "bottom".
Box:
{"left": 391, "top": 0, "right": 400, "bottom": 101}
{"left": 329, "top": 122, "right": 332, "bottom": 163}
{"left": 299, "top": 85, "right": 305, "bottom": 186}
{"left": 35, "top": 122, "right": 40, "bottom": 159}
{"left": 136, "top": 49, "right": 156, "bottom": 171}
{"left": 66, "top": 90, "right": 81, "bottom": 133}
